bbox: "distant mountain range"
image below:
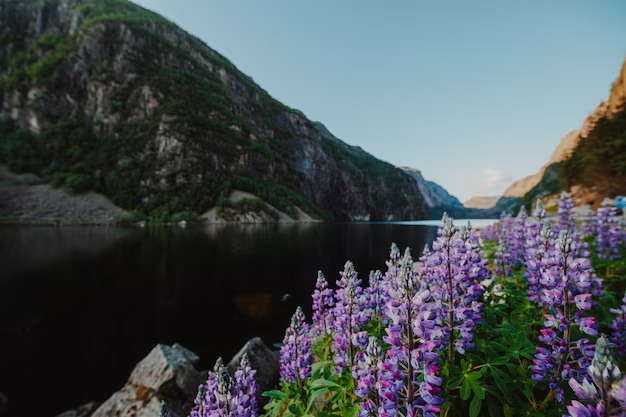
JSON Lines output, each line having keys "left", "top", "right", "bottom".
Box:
{"left": 0, "top": 0, "right": 432, "bottom": 222}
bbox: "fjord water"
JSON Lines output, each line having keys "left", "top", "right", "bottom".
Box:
{"left": 0, "top": 221, "right": 491, "bottom": 416}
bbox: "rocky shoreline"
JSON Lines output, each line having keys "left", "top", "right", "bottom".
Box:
{"left": 55, "top": 338, "right": 279, "bottom": 417}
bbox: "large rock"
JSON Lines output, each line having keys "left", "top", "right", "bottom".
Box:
{"left": 91, "top": 344, "right": 204, "bottom": 417}
{"left": 227, "top": 337, "right": 280, "bottom": 404}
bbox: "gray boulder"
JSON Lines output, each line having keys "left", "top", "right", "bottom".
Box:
{"left": 91, "top": 343, "right": 204, "bottom": 417}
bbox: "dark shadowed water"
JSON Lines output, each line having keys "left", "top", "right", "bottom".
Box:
{"left": 0, "top": 222, "right": 453, "bottom": 416}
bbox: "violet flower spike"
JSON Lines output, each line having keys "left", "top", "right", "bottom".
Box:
{"left": 565, "top": 335, "right": 624, "bottom": 417}
{"left": 531, "top": 230, "right": 597, "bottom": 404}
{"left": 312, "top": 271, "right": 335, "bottom": 337}
{"left": 333, "top": 261, "right": 370, "bottom": 372}
{"left": 381, "top": 248, "right": 443, "bottom": 417}
{"left": 279, "top": 307, "right": 312, "bottom": 388}
{"left": 609, "top": 292, "right": 626, "bottom": 357}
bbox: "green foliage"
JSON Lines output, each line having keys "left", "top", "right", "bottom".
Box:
{"left": 565, "top": 109, "right": 626, "bottom": 196}
{"left": 262, "top": 239, "right": 626, "bottom": 417}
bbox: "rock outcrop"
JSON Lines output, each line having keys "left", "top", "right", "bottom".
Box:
{"left": 57, "top": 338, "right": 281, "bottom": 417}
{"left": 91, "top": 343, "right": 204, "bottom": 417}
{"left": 0, "top": 0, "right": 428, "bottom": 222}
{"left": 400, "top": 167, "right": 463, "bottom": 210}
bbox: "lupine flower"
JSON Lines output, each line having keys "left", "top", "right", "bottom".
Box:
{"left": 494, "top": 235, "right": 513, "bottom": 279}
{"left": 565, "top": 335, "right": 624, "bottom": 417}
{"left": 280, "top": 307, "right": 312, "bottom": 387}
{"left": 555, "top": 192, "right": 576, "bottom": 235}
{"left": 524, "top": 208, "right": 552, "bottom": 305}
{"left": 381, "top": 249, "right": 443, "bottom": 417}
{"left": 426, "top": 214, "right": 484, "bottom": 361}
{"left": 188, "top": 357, "right": 256, "bottom": 417}
{"left": 610, "top": 292, "right": 626, "bottom": 357}
{"left": 333, "top": 261, "right": 370, "bottom": 371}
{"left": 366, "top": 270, "right": 387, "bottom": 326}
{"left": 509, "top": 207, "right": 528, "bottom": 269}
{"left": 234, "top": 353, "right": 258, "bottom": 417}
{"left": 354, "top": 336, "right": 384, "bottom": 417}
{"left": 312, "top": 271, "right": 335, "bottom": 337}
{"left": 596, "top": 199, "right": 622, "bottom": 261}
{"left": 581, "top": 210, "right": 596, "bottom": 238}
{"left": 531, "top": 230, "right": 597, "bottom": 403}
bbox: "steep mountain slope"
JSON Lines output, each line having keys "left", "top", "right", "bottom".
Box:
{"left": 0, "top": 0, "right": 428, "bottom": 222}
{"left": 400, "top": 167, "right": 463, "bottom": 208}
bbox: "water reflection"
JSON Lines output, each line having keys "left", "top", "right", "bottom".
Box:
{"left": 0, "top": 222, "right": 438, "bottom": 416}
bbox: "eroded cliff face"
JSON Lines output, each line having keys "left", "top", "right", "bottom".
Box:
{"left": 0, "top": 0, "right": 428, "bottom": 221}
{"left": 400, "top": 167, "right": 463, "bottom": 209}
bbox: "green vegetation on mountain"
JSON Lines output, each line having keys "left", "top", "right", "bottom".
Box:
{"left": 0, "top": 0, "right": 427, "bottom": 222}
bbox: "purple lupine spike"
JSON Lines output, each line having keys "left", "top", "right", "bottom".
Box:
{"left": 555, "top": 192, "right": 576, "bottom": 235}
{"left": 531, "top": 230, "right": 598, "bottom": 404}
{"left": 581, "top": 209, "right": 596, "bottom": 238}
{"left": 381, "top": 249, "right": 443, "bottom": 417}
{"left": 596, "top": 199, "right": 622, "bottom": 261}
{"left": 333, "top": 261, "right": 370, "bottom": 372}
{"left": 425, "top": 214, "right": 484, "bottom": 363}
{"left": 610, "top": 292, "right": 626, "bottom": 357}
{"left": 565, "top": 335, "right": 624, "bottom": 417}
{"left": 524, "top": 211, "right": 552, "bottom": 305}
{"left": 280, "top": 307, "right": 312, "bottom": 388}
{"left": 494, "top": 212, "right": 514, "bottom": 279}
{"left": 354, "top": 336, "right": 385, "bottom": 417}
{"left": 508, "top": 206, "right": 528, "bottom": 269}
{"left": 366, "top": 270, "right": 387, "bottom": 326}
{"left": 188, "top": 357, "right": 242, "bottom": 417}
{"left": 312, "top": 271, "right": 335, "bottom": 337}
{"left": 234, "top": 353, "right": 258, "bottom": 417}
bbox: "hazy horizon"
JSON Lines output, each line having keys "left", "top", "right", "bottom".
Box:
{"left": 133, "top": 0, "right": 626, "bottom": 201}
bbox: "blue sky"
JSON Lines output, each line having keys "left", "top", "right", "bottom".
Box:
{"left": 134, "top": 0, "right": 626, "bottom": 201}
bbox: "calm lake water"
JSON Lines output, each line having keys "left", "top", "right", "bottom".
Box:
{"left": 0, "top": 220, "right": 495, "bottom": 416}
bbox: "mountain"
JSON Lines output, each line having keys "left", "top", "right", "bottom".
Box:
{"left": 463, "top": 196, "right": 500, "bottom": 209}
{"left": 399, "top": 167, "right": 475, "bottom": 219}
{"left": 399, "top": 167, "right": 463, "bottom": 208}
{"left": 494, "top": 56, "right": 626, "bottom": 213}
{"left": 0, "top": 0, "right": 428, "bottom": 222}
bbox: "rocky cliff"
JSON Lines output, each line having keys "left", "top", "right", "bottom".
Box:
{"left": 399, "top": 167, "right": 463, "bottom": 209}
{"left": 0, "top": 0, "right": 428, "bottom": 222}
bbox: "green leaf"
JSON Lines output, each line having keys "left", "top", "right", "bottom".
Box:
{"left": 262, "top": 390, "right": 288, "bottom": 400}
{"left": 288, "top": 403, "right": 304, "bottom": 416}
{"left": 461, "top": 378, "right": 471, "bottom": 400}
{"left": 310, "top": 379, "right": 344, "bottom": 390}
{"left": 469, "top": 395, "right": 483, "bottom": 417}
{"left": 489, "top": 356, "right": 510, "bottom": 366}
{"left": 469, "top": 378, "right": 486, "bottom": 400}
